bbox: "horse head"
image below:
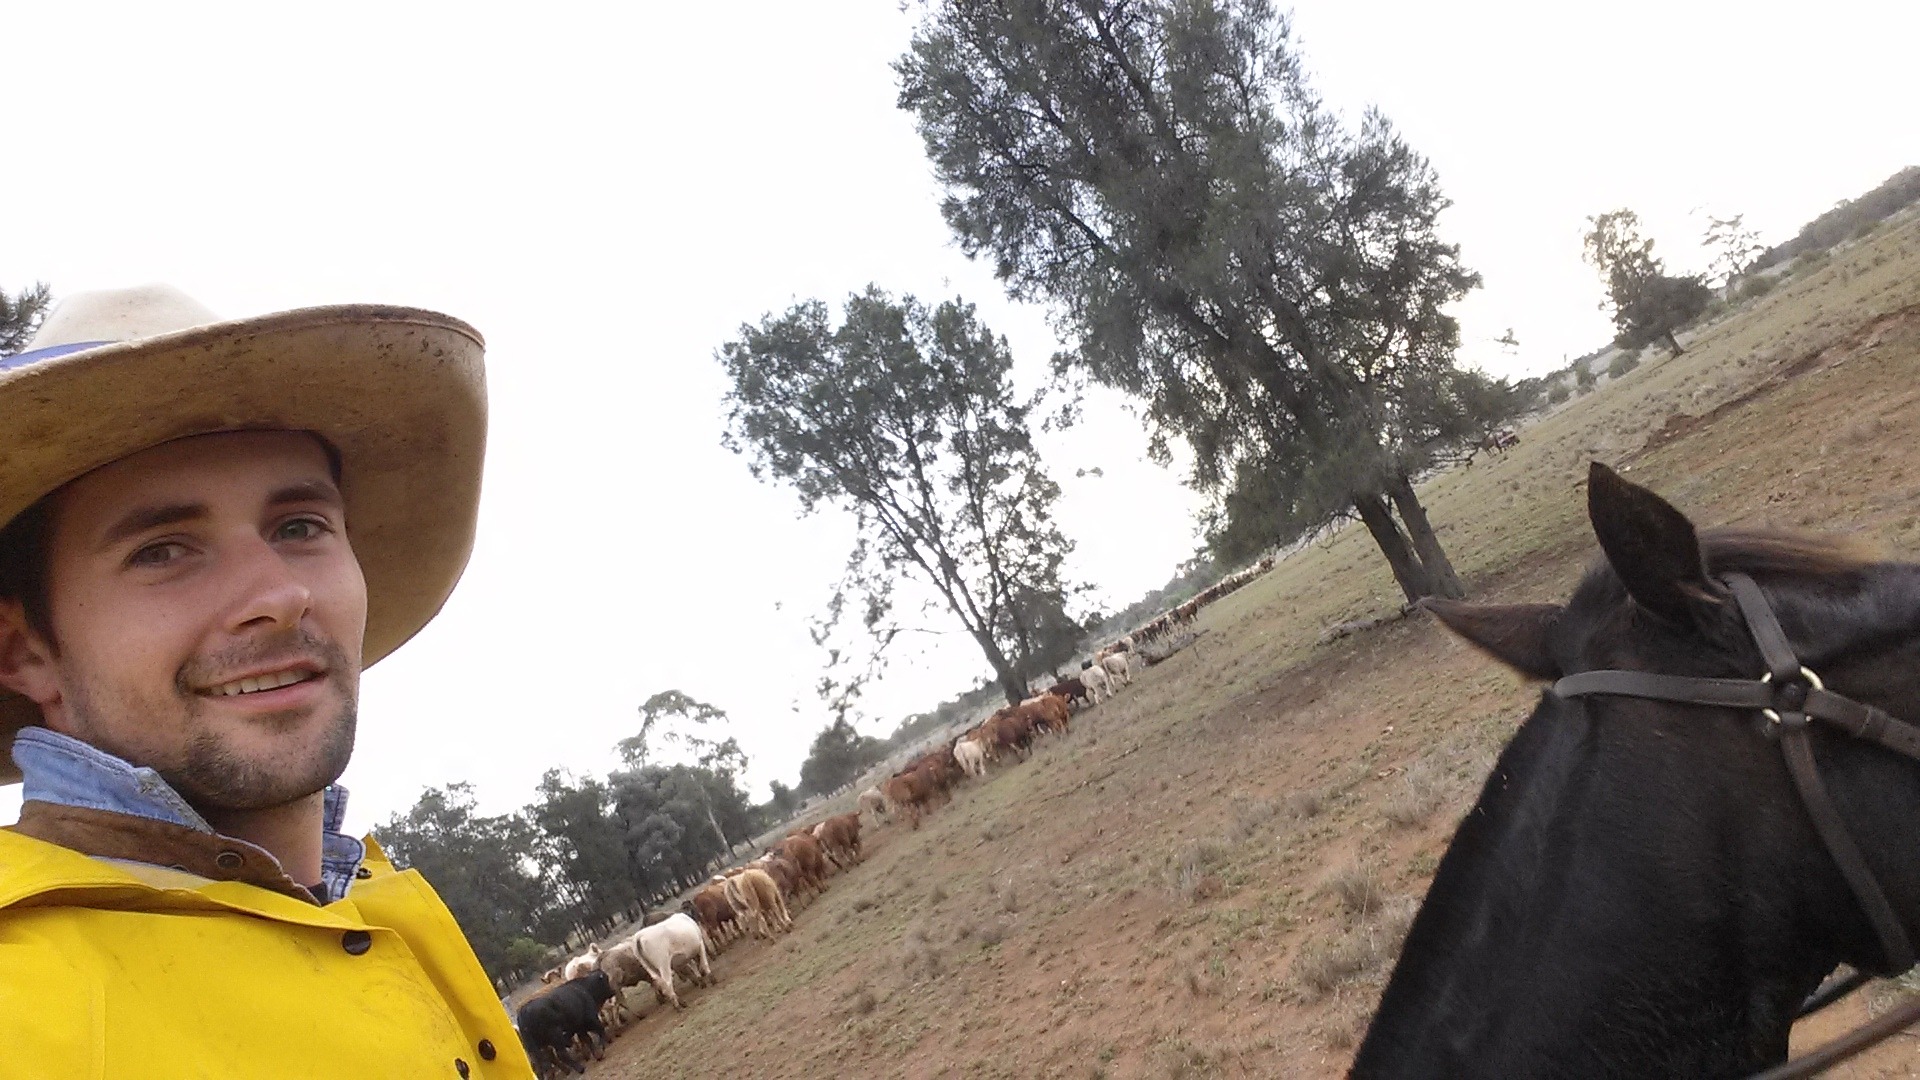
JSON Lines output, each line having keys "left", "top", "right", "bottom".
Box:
{"left": 1352, "top": 463, "right": 1920, "bottom": 1079}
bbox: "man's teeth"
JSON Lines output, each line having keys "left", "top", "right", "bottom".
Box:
{"left": 212, "top": 670, "right": 313, "bottom": 696}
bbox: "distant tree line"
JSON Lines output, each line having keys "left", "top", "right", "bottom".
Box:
{"left": 376, "top": 691, "right": 778, "bottom": 990}
{"left": 1746, "top": 166, "right": 1920, "bottom": 276}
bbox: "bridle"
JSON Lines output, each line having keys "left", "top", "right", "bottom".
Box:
{"left": 1551, "top": 572, "right": 1920, "bottom": 1079}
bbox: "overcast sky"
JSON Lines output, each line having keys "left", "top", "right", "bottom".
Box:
{"left": 4, "top": 1, "right": 1915, "bottom": 834}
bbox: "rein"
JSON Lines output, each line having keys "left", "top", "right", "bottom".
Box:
{"left": 1551, "top": 572, "right": 1920, "bottom": 1079}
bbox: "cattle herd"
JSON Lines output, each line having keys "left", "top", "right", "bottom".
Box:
{"left": 508, "top": 559, "right": 1275, "bottom": 1076}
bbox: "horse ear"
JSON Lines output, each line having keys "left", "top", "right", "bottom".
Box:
{"left": 1586, "top": 462, "right": 1718, "bottom": 624}
{"left": 1421, "top": 599, "right": 1563, "bottom": 679}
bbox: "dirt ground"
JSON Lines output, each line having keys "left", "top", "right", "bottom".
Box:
{"left": 581, "top": 212, "right": 1920, "bottom": 1078}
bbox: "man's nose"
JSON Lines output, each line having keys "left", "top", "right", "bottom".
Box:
{"left": 226, "top": 536, "right": 313, "bottom": 632}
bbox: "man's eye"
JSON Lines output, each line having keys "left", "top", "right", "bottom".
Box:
{"left": 275, "top": 517, "right": 331, "bottom": 542}
{"left": 128, "top": 542, "right": 187, "bottom": 568}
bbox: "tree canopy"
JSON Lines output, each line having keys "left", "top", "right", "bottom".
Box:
{"left": 0, "top": 282, "right": 52, "bottom": 357}
{"left": 896, "top": 0, "right": 1497, "bottom": 602}
{"left": 797, "top": 717, "right": 889, "bottom": 797}
{"left": 1583, "top": 209, "right": 1713, "bottom": 356}
{"left": 719, "top": 288, "right": 1082, "bottom": 703}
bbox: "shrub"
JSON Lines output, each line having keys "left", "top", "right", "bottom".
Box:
{"left": 1281, "top": 787, "right": 1325, "bottom": 821}
{"left": 1545, "top": 382, "right": 1573, "bottom": 405}
{"left": 1326, "top": 862, "right": 1385, "bottom": 917}
{"left": 1606, "top": 350, "right": 1641, "bottom": 380}
{"left": 1738, "top": 275, "right": 1775, "bottom": 301}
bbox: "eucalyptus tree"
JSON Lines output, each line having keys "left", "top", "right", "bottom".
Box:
{"left": 1585, "top": 209, "right": 1713, "bottom": 356}
{"left": 897, "top": 0, "right": 1501, "bottom": 600}
{"left": 375, "top": 783, "right": 551, "bottom": 984}
{"left": 619, "top": 690, "right": 755, "bottom": 859}
{"left": 719, "top": 289, "right": 1080, "bottom": 704}
{"left": 0, "top": 282, "right": 52, "bottom": 356}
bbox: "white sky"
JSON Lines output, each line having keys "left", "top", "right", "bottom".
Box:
{"left": 3, "top": 1, "right": 1915, "bottom": 834}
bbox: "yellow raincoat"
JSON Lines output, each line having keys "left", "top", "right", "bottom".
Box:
{"left": 0, "top": 830, "right": 536, "bottom": 1080}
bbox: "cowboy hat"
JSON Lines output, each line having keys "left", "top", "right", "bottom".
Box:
{"left": 0, "top": 284, "right": 486, "bottom": 782}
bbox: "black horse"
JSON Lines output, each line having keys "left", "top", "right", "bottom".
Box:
{"left": 1352, "top": 463, "right": 1920, "bottom": 1078}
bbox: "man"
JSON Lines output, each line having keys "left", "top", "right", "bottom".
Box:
{"left": 0, "top": 286, "right": 535, "bottom": 1077}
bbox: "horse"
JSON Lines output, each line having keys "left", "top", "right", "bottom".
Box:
{"left": 1352, "top": 462, "right": 1920, "bottom": 1079}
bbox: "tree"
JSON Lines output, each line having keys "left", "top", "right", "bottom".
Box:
{"left": 1, "top": 282, "right": 52, "bottom": 357}
{"left": 375, "top": 783, "right": 551, "bottom": 986}
{"left": 1701, "top": 213, "right": 1764, "bottom": 288}
{"left": 897, "top": 0, "right": 1481, "bottom": 603}
{"left": 623, "top": 690, "right": 753, "bottom": 857}
{"left": 797, "top": 717, "right": 888, "bottom": 797}
{"left": 719, "top": 289, "right": 1083, "bottom": 703}
{"left": 765, "top": 779, "right": 802, "bottom": 818}
{"left": 1583, "top": 209, "right": 1712, "bottom": 356}
{"left": 525, "top": 770, "right": 637, "bottom": 937}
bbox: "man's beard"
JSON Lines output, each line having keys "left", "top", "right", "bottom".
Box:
{"left": 165, "top": 690, "right": 358, "bottom": 812}
{"left": 66, "top": 630, "right": 360, "bottom": 813}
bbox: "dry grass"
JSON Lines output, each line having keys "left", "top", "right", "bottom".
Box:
{"left": 1283, "top": 787, "right": 1326, "bottom": 821}
{"left": 1325, "top": 862, "right": 1385, "bottom": 918}
{"left": 1380, "top": 761, "right": 1445, "bottom": 829}
{"left": 1166, "top": 839, "right": 1232, "bottom": 903}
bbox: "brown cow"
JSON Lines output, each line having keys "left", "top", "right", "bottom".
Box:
{"left": 681, "top": 882, "right": 739, "bottom": 947}
{"left": 814, "top": 812, "right": 862, "bottom": 866}
{"left": 882, "top": 770, "right": 937, "bottom": 829}
{"left": 722, "top": 867, "right": 793, "bottom": 939}
{"left": 756, "top": 852, "right": 800, "bottom": 902}
{"left": 1025, "top": 692, "right": 1071, "bottom": 736}
{"left": 982, "top": 707, "right": 1038, "bottom": 762}
{"left": 775, "top": 833, "right": 833, "bottom": 900}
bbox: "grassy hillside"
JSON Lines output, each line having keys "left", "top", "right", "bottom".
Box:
{"left": 587, "top": 210, "right": 1920, "bottom": 1079}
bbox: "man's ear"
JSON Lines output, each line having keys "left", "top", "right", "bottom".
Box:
{"left": 0, "top": 601, "right": 61, "bottom": 712}
{"left": 1421, "top": 598, "right": 1563, "bottom": 680}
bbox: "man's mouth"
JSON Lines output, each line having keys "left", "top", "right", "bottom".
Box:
{"left": 205, "top": 667, "right": 323, "bottom": 697}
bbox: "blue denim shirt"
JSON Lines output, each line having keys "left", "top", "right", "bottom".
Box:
{"left": 12, "top": 727, "right": 366, "bottom": 903}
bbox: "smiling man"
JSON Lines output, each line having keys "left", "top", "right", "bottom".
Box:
{"left": 0, "top": 286, "right": 534, "bottom": 1078}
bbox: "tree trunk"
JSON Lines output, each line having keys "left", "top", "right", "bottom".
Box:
{"left": 972, "top": 628, "right": 1027, "bottom": 705}
{"left": 1387, "top": 474, "right": 1464, "bottom": 599}
{"left": 1664, "top": 329, "right": 1684, "bottom": 356}
{"left": 1353, "top": 491, "right": 1431, "bottom": 605}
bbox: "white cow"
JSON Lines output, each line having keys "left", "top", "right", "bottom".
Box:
{"left": 953, "top": 736, "right": 988, "bottom": 778}
{"left": 1102, "top": 651, "right": 1132, "bottom": 688}
{"left": 562, "top": 942, "right": 601, "bottom": 981}
{"left": 1080, "top": 661, "right": 1112, "bottom": 704}
{"left": 633, "top": 912, "right": 713, "bottom": 1010}
{"left": 857, "top": 785, "right": 887, "bottom": 819}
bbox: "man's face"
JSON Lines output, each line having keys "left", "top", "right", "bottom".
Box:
{"left": 9, "top": 431, "right": 366, "bottom": 811}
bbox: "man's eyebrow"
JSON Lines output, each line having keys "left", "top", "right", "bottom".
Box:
{"left": 98, "top": 503, "right": 207, "bottom": 551}
{"left": 268, "top": 479, "right": 345, "bottom": 508}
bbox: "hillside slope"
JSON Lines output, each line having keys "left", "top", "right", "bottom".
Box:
{"left": 591, "top": 211, "right": 1920, "bottom": 1079}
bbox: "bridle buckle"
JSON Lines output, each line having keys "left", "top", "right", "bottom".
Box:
{"left": 1761, "top": 665, "right": 1824, "bottom": 727}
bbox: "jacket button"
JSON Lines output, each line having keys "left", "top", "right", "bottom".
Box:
{"left": 477, "top": 1039, "right": 496, "bottom": 1061}
{"left": 454, "top": 1060, "right": 470, "bottom": 1078}
{"left": 214, "top": 851, "right": 245, "bottom": 871}
{"left": 341, "top": 930, "right": 373, "bottom": 956}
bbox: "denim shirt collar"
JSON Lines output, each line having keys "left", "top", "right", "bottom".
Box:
{"left": 12, "top": 727, "right": 366, "bottom": 902}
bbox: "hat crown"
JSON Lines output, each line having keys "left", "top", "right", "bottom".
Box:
{"left": 26, "top": 285, "right": 221, "bottom": 351}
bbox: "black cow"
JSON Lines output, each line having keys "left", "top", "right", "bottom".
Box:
{"left": 515, "top": 970, "right": 614, "bottom": 1076}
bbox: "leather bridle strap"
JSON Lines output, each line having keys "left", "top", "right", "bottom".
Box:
{"left": 1549, "top": 572, "right": 1920, "bottom": 1078}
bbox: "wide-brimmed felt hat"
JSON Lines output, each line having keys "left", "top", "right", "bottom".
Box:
{"left": 0, "top": 285, "right": 486, "bottom": 783}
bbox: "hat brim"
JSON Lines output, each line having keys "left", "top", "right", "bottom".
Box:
{"left": 0, "top": 305, "right": 486, "bottom": 783}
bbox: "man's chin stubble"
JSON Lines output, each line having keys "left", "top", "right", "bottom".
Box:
{"left": 165, "top": 694, "right": 358, "bottom": 813}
